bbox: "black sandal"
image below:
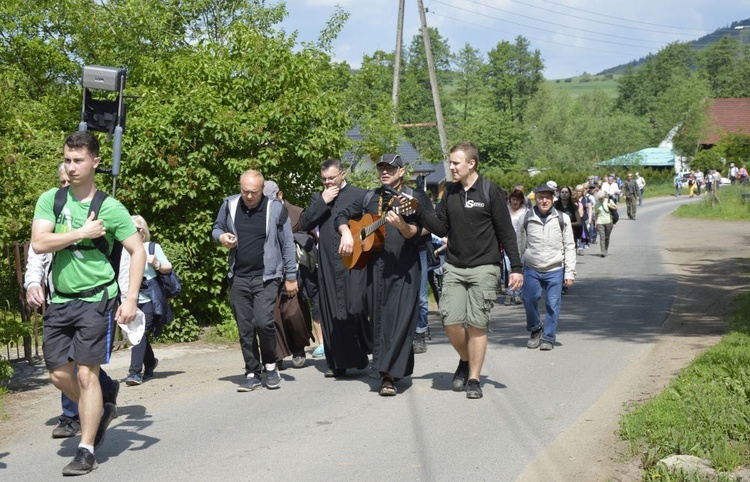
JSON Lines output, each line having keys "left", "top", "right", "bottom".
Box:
{"left": 379, "top": 377, "right": 397, "bottom": 397}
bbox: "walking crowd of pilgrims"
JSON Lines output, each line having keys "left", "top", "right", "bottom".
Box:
{"left": 26, "top": 132, "right": 647, "bottom": 475}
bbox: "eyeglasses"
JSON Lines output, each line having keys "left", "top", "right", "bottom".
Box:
{"left": 320, "top": 172, "right": 343, "bottom": 183}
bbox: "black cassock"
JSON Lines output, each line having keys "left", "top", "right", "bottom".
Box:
{"left": 300, "top": 183, "right": 371, "bottom": 371}
{"left": 337, "top": 186, "right": 425, "bottom": 379}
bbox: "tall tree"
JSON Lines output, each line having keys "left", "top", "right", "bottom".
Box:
{"left": 484, "top": 36, "right": 543, "bottom": 122}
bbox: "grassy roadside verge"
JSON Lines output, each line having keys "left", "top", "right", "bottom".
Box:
{"left": 619, "top": 185, "right": 750, "bottom": 479}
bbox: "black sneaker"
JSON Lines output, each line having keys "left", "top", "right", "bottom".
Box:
{"left": 143, "top": 359, "right": 159, "bottom": 381}
{"left": 266, "top": 367, "right": 281, "bottom": 389}
{"left": 62, "top": 447, "right": 98, "bottom": 476}
{"left": 94, "top": 403, "right": 117, "bottom": 449}
{"left": 466, "top": 379, "right": 483, "bottom": 399}
{"left": 52, "top": 416, "right": 81, "bottom": 438}
{"left": 412, "top": 332, "right": 427, "bottom": 354}
{"left": 527, "top": 329, "right": 543, "bottom": 349}
{"left": 451, "top": 360, "right": 469, "bottom": 392}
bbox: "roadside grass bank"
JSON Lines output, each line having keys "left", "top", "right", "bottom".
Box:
{"left": 619, "top": 187, "right": 750, "bottom": 479}
{"left": 673, "top": 184, "right": 750, "bottom": 220}
{"left": 619, "top": 294, "right": 750, "bottom": 479}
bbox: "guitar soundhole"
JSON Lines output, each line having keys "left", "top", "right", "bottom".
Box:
{"left": 359, "top": 228, "right": 366, "bottom": 243}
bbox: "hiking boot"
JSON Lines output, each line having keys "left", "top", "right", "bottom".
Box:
{"left": 143, "top": 359, "right": 159, "bottom": 381}
{"left": 527, "top": 329, "right": 543, "bottom": 349}
{"left": 125, "top": 373, "right": 142, "bottom": 386}
{"left": 312, "top": 344, "right": 325, "bottom": 358}
{"left": 237, "top": 375, "right": 262, "bottom": 392}
{"left": 513, "top": 295, "right": 523, "bottom": 305}
{"left": 266, "top": 368, "right": 281, "bottom": 389}
{"left": 52, "top": 416, "right": 80, "bottom": 438}
{"left": 540, "top": 341, "right": 554, "bottom": 351}
{"left": 466, "top": 379, "right": 483, "bottom": 399}
{"left": 413, "top": 332, "right": 427, "bottom": 354}
{"left": 94, "top": 402, "right": 117, "bottom": 449}
{"left": 452, "top": 360, "right": 469, "bottom": 392}
{"left": 292, "top": 352, "right": 306, "bottom": 369}
{"left": 62, "top": 447, "right": 98, "bottom": 476}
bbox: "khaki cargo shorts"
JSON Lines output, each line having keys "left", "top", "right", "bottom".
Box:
{"left": 439, "top": 263, "right": 501, "bottom": 329}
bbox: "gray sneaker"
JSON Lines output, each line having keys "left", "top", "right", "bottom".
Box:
{"left": 237, "top": 375, "right": 262, "bottom": 392}
{"left": 413, "top": 332, "right": 427, "bottom": 354}
{"left": 52, "top": 416, "right": 80, "bottom": 438}
{"left": 527, "top": 329, "right": 543, "bottom": 349}
{"left": 266, "top": 368, "right": 281, "bottom": 389}
{"left": 540, "top": 341, "right": 554, "bottom": 351}
{"left": 292, "top": 352, "right": 306, "bottom": 369}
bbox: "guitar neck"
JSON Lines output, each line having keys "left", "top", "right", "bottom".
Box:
{"left": 362, "top": 206, "right": 404, "bottom": 238}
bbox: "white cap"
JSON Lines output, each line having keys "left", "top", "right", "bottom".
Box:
{"left": 119, "top": 309, "right": 146, "bottom": 345}
{"left": 546, "top": 180, "right": 558, "bottom": 190}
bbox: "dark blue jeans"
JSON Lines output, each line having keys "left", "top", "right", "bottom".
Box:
{"left": 61, "top": 368, "right": 115, "bottom": 419}
{"left": 522, "top": 266, "right": 564, "bottom": 344}
{"left": 128, "top": 302, "right": 155, "bottom": 376}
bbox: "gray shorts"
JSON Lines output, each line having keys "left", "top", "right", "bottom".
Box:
{"left": 43, "top": 298, "right": 118, "bottom": 369}
{"left": 439, "top": 263, "right": 501, "bottom": 329}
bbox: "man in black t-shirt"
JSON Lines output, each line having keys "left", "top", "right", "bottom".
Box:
{"left": 416, "top": 142, "right": 523, "bottom": 400}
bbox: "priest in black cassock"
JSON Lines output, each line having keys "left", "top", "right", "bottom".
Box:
{"left": 336, "top": 153, "right": 426, "bottom": 396}
{"left": 299, "top": 158, "right": 370, "bottom": 377}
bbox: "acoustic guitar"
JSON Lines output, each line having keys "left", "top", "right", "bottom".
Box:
{"left": 342, "top": 196, "right": 418, "bottom": 269}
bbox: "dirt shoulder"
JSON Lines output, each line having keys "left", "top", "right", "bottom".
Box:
{"left": 518, "top": 214, "right": 750, "bottom": 481}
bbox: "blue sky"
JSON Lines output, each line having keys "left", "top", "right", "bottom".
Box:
{"left": 280, "top": 0, "right": 750, "bottom": 79}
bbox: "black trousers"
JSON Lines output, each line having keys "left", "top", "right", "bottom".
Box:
{"left": 230, "top": 275, "right": 280, "bottom": 376}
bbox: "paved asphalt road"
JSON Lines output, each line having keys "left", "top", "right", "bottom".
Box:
{"left": 1, "top": 196, "right": 691, "bottom": 481}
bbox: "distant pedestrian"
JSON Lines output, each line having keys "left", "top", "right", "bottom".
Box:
{"left": 593, "top": 191, "right": 617, "bottom": 257}
{"left": 621, "top": 173, "right": 638, "bottom": 220}
{"left": 635, "top": 172, "right": 646, "bottom": 206}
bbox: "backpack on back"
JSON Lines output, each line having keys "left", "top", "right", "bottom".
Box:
{"left": 148, "top": 242, "right": 181, "bottom": 298}
{"left": 52, "top": 187, "right": 122, "bottom": 299}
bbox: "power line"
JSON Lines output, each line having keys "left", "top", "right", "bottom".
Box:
{"left": 436, "top": 0, "right": 682, "bottom": 46}
{"left": 505, "top": 0, "right": 706, "bottom": 38}
{"left": 533, "top": 0, "right": 710, "bottom": 34}
{"left": 429, "top": 10, "right": 646, "bottom": 58}
{"left": 431, "top": 0, "right": 665, "bottom": 49}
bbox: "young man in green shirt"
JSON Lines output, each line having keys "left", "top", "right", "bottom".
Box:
{"left": 32, "top": 131, "right": 145, "bottom": 476}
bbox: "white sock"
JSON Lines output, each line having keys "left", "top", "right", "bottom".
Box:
{"left": 79, "top": 443, "right": 94, "bottom": 455}
{"left": 264, "top": 363, "right": 276, "bottom": 372}
{"left": 246, "top": 373, "right": 255, "bottom": 379}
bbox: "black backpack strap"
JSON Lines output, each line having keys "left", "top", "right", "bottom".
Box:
{"left": 89, "top": 190, "right": 110, "bottom": 257}
{"left": 53, "top": 187, "right": 68, "bottom": 224}
{"left": 362, "top": 189, "right": 376, "bottom": 214}
{"left": 149, "top": 241, "right": 155, "bottom": 255}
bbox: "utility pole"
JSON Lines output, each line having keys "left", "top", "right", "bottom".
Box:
{"left": 392, "top": 0, "right": 405, "bottom": 121}
{"left": 416, "top": 0, "right": 450, "bottom": 178}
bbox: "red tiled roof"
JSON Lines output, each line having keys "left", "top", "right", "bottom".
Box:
{"left": 700, "top": 98, "right": 750, "bottom": 145}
